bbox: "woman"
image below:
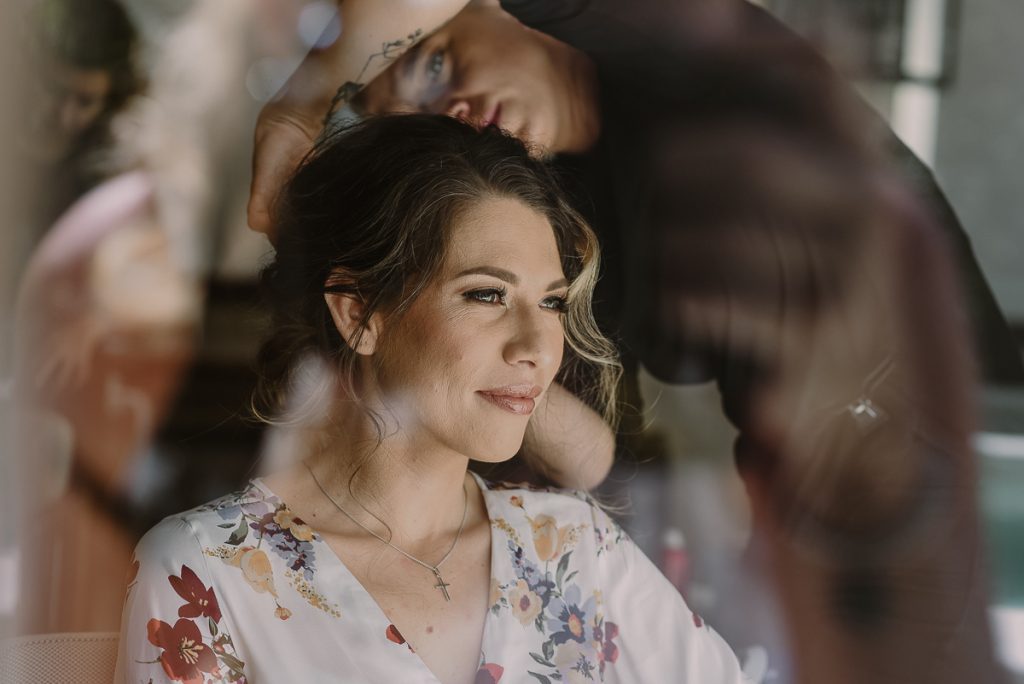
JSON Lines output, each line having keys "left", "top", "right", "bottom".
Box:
{"left": 116, "top": 115, "right": 747, "bottom": 683}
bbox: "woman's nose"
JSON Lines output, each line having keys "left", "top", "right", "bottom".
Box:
{"left": 502, "top": 308, "right": 561, "bottom": 370}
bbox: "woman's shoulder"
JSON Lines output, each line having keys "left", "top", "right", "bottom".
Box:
{"left": 477, "top": 476, "right": 592, "bottom": 510}
{"left": 475, "top": 475, "right": 628, "bottom": 550}
{"left": 136, "top": 480, "right": 281, "bottom": 556}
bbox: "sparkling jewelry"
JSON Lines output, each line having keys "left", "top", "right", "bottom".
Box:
{"left": 304, "top": 462, "right": 469, "bottom": 601}
{"left": 844, "top": 357, "right": 895, "bottom": 433}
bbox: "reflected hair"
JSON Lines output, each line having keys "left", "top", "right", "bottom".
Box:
{"left": 253, "top": 114, "right": 620, "bottom": 440}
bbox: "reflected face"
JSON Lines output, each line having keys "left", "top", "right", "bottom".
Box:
{"left": 359, "top": 4, "right": 598, "bottom": 154}
{"left": 28, "top": 61, "right": 112, "bottom": 162}
{"left": 372, "top": 196, "right": 568, "bottom": 461}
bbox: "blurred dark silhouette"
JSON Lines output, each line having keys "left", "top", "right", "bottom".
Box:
{"left": 24, "top": 0, "right": 142, "bottom": 228}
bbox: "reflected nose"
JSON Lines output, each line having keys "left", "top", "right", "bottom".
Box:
{"left": 445, "top": 99, "right": 471, "bottom": 122}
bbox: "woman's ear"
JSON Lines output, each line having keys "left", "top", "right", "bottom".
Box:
{"left": 324, "top": 293, "right": 382, "bottom": 355}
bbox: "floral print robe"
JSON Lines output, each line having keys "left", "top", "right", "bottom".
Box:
{"left": 115, "top": 474, "right": 747, "bottom": 683}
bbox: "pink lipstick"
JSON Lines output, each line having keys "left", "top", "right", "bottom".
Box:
{"left": 482, "top": 103, "right": 502, "bottom": 129}
{"left": 477, "top": 384, "right": 540, "bottom": 416}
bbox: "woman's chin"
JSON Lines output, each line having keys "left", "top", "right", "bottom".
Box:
{"left": 468, "top": 437, "right": 526, "bottom": 464}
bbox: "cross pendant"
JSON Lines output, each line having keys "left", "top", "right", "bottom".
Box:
{"left": 847, "top": 397, "right": 888, "bottom": 433}
{"left": 850, "top": 398, "right": 879, "bottom": 420}
{"left": 432, "top": 570, "right": 451, "bottom": 602}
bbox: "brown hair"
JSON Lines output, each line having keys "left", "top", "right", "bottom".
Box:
{"left": 254, "top": 114, "right": 620, "bottom": 438}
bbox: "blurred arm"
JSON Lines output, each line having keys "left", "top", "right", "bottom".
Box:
{"left": 521, "top": 381, "right": 614, "bottom": 491}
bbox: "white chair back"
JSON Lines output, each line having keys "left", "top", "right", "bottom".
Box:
{"left": 0, "top": 631, "right": 118, "bottom": 684}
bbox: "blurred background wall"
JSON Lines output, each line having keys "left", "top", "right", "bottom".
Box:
{"left": 933, "top": 0, "right": 1024, "bottom": 324}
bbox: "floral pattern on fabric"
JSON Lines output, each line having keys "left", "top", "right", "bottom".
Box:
{"left": 485, "top": 480, "right": 627, "bottom": 558}
{"left": 591, "top": 507, "right": 627, "bottom": 558}
{"left": 490, "top": 493, "right": 621, "bottom": 683}
{"left": 120, "top": 476, "right": 747, "bottom": 682}
{"left": 171, "top": 565, "right": 222, "bottom": 622}
{"left": 386, "top": 623, "right": 414, "bottom": 652}
{"left": 139, "top": 564, "right": 247, "bottom": 684}
{"left": 476, "top": 661, "right": 505, "bottom": 683}
{"left": 200, "top": 483, "right": 341, "bottom": 619}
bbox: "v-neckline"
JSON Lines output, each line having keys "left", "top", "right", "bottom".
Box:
{"left": 250, "top": 471, "right": 501, "bottom": 682}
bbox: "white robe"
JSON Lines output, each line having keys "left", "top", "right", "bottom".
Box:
{"left": 116, "top": 473, "right": 748, "bottom": 683}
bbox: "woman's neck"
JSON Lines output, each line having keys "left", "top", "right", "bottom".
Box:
{"left": 303, "top": 405, "right": 477, "bottom": 552}
{"left": 554, "top": 43, "right": 601, "bottom": 155}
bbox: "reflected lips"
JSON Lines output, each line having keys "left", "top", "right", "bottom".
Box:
{"left": 477, "top": 384, "right": 540, "bottom": 415}
{"left": 482, "top": 103, "right": 502, "bottom": 129}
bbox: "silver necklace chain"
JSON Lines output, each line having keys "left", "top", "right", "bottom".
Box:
{"left": 304, "top": 461, "right": 469, "bottom": 601}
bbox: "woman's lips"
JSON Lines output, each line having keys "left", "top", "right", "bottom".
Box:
{"left": 477, "top": 385, "right": 539, "bottom": 416}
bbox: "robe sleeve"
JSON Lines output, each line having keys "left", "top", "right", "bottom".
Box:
{"left": 115, "top": 515, "right": 247, "bottom": 684}
{"left": 590, "top": 504, "right": 750, "bottom": 683}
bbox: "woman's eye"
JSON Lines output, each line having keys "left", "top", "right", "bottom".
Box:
{"left": 465, "top": 288, "right": 506, "bottom": 305}
{"left": 427, "top": 49, "right": 446, "bottom": 81}
{"left": 541, "top": 296, "right": 569, "bottom": 312}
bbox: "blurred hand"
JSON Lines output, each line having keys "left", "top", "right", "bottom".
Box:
{"left": 521, "top": 382, "right": 615, "bottom": 491}
{"left": 32, "top": 305, "right": 106, "bottom": 392}
{"left": 247, "top": 101, "right": 324, "bottom": 238}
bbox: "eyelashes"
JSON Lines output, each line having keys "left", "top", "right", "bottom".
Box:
{"left": 463, "top": 287, "right": 568, "bottom": 313}
{"left": 464, "top": 287, "right": 505, "bottom": 305}
{"left": 542, "top": 295, "right": 570, "bottom": 313}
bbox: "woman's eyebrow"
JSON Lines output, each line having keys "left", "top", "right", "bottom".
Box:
{"left": 455, "top": 266, "right": 519, "bottom": 284}
{"left": 454, "top": 266, "right": 568, "bottom": 291}
{"left": 546, "top": 277, "right": 569, "bottom": 291}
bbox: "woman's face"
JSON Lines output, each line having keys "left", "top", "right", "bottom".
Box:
{"left": 372, "top": 196, "right": 568, "bottom": 461}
